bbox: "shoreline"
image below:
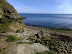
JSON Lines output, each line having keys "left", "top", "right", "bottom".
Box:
{"left": 25, "top": 24, "right": 72, "bottom": 31}
{"left": 24, "top": 25, "right": 72, "bottom": 37}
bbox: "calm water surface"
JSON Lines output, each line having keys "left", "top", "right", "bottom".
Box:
{"left": 19, "top": 13, "right": 72, "bottom": 29}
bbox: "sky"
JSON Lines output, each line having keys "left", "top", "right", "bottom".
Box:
{"left": 7, "top": 0, "right": 72, "bottom": 14}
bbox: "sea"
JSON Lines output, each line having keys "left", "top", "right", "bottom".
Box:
{"left": 19, "top": 13, "right": 72, "bottom": 29}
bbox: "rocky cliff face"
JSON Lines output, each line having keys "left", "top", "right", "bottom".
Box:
{"left": 0, "top": 0, "right": 20, "bottom": 18}
{"left": 0, "top": 0, "right": 25, "bottom": 32}
{"left": 9, "top": 21, "right": 25, "bottom": 32}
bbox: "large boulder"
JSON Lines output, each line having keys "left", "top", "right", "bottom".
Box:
{"left": 5, "top": 43, "right": 49, "bottom": 54}
{"left": 9, "top": 21, "right": 25, "bottom": 33}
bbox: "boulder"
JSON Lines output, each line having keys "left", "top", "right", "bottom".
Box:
{"left": 5, "top": 43, "right": 49, "bottom": 54}
{"left": 9, "top": 21, "right": 25, "bottom": 33}
{"left": 35, "top": 31, "right": 44, "bottom": 39}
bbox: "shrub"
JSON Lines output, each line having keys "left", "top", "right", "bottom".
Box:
{"left": 0, "top": 17, "right": 20, "bottom": 33}
{"left": 13, "top": 18, "right": 20, "bottom": 22}
{"left": 1, "top": 52, "right": 5, "bottom": 54}
{"left": 0, "top": 24, "right": 7, "bottom": 33}
{"left": 0, "top": 48, "right": 2, "bottom": 52}
{"left": 0, "top": 0, "right": 3, "bottom": 3}
{"left": 0, "top": 17, "right": 20, "bottom": 24}
{"left": 1, "top": 53, "right": 5, "bottom": 54}
{"left": 6, "top": 35, "right": 20, "bottom": 42}
{"left": 0, "top": 17, "right": 11, "bottom": 24}
{"left": 35, "top": 51, "right": 57, "bottom": 54}
{"left": 0, "top": 17, "right": 10, "bottom": 33}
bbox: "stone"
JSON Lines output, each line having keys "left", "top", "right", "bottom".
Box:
{"left": 0, "top": 15, "right": 2, "bottom": 18}
{"left": 9, "top": 22, "right": 25, "bottom": 33}
{"left": 0, "top": 10, "right": 2, "bottom": 13}
{"left": 35, "top": 31, "right": 44, "bottom": 39}
{"left": 6, "top": 43, "right": 49, "bottom": 54}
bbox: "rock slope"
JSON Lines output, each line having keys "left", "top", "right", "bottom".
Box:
{"left": 29, "top": 29, "right": 72, "bottom": 54}
{"left": 0, "top": 0, "right": 25, "bottom": 32}
{"left": 0, "top": 0, "right": 20, "bottom": 18}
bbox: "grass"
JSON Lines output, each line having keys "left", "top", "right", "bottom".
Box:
{"left": 1, "top": 15, "right": 20, "bottom": 23}
{"left": 13, "top": 18, "right": 20, "bottom": 23}
{"left": 0, "top": 17, "right": 10, "bottom": 33}
{"left": 0, "top": 24, "right": 8, "bottom": 33}
{"left": 0, "top": 0, "right": 16, "bottom": 11}
{"left": 0, "top": 17, "right": 11, "bottom": 24}
{"left": 0, "top": 48, "right": 5, "bottom": 54}
{"left": 6, "top": 35, "right": 20, "bottom": 42}
{"left": 0, "top": 0, "right": 4, "bottom": 4}
{"left": 0, "top": 37, "right": 2, "bottom": 39}
{"left": 1, "top": 53, "right": 5, "bottom": 54}
{"left": 27, "top": 38, "right": 33, "bottom": 41}
{"left": 35, "top": 51, "right": 58, "bottom": 54}
{"left": 0, "top": 48, "right": 2, "bottom": 52}
{"left": 0, "top": 16, "right": 21, "bottom": 33}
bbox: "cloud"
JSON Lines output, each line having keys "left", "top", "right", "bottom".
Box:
{"left": 14, "top": 5, "right": 49, "bottom": 13}
{"left": 7, "top": 0, "right": 72, "bottom": 13}
{"left": 56, "top": 0, "right": 72, "bottom": 13}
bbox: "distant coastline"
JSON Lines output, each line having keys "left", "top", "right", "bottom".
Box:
{"left": 25, "top": 24, "right": 72, "bottom": 31}
{"left": 19, "top": 13, "right": 72, "bottom": 15}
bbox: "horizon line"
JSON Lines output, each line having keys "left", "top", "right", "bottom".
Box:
{"left": 19, "top": 13, "right": 72, "bottom": 14}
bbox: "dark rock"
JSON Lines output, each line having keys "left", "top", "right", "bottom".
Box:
{"left": 35, "top": 31, "right": 44, "bottom": 39}
{"left": 34, "top": 40, "right": 38, "bottom": 43}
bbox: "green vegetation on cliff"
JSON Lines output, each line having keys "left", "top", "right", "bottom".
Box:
{"left": 0, "top": 0, "right": 4, "bottom": 3}
{"left": 0, "top": 17, "right": 10, "bottom": 33}
{"left": 0, "top": 16, "right": 21, "bottom": 33}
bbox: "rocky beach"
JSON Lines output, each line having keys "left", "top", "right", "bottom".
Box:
{"left": 6, "top": 25, "right": 72, "bottom": 54}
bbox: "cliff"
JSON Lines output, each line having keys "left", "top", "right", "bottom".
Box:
{"left": 0, "top": 0, "right": 20, "bottom": 18}
{"left": 0, "top": 0, "right": 25, "bottom": 33}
